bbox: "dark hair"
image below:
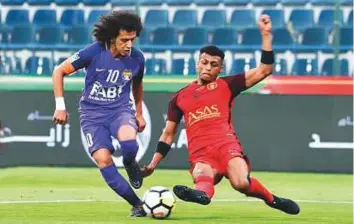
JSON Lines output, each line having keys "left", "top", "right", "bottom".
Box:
{"left": 92, "top": 10, "right": 143, "bottom": 46}
{"left": 199, "top": 45, "right": 225, "bottom": 61}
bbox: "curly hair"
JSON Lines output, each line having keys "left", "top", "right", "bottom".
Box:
{"left": 92, "top": 10, "right": 143, "bottom": 46}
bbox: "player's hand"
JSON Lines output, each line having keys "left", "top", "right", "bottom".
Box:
{"left": 52, "top": 110, "right": 69, "bottom": 125}
{"left": 258, "top": 14, "right": 272, "bottom": 36}
{"left": 136, "top": 115, "right": 146, "bottom": 133}
{"left": 141, "top": 164, "right": 155, "bottom": 178}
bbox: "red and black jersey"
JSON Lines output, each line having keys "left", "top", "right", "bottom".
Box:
{"left": 167, "top": 73, "right": 246, "bottom": 153}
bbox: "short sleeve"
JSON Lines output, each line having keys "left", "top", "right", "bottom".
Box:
{"left": 221, "top": 73, "right": 246, "bottom": 98}
{"left": 167, "top": 93, "right": 183, "bottom": 123}
{"left": 69, "top": 42, "right": 103, "bottom": 70}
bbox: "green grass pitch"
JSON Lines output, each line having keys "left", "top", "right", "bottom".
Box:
{"left": 0, "top": 168, "right": 352, "bottom": 224}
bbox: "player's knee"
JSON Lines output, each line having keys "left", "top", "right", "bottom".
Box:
{"left": 192, "top": 163, "right": 214, "bottom": 177}
{"left": 92, "top": 148, "right": 114, "bottom": 168}
{"left": 95, "top": 157, "right": 114, "bottom": 169}
{"left": 118, "top": 125, "right": 137, "bottom": 140}
{"left": 230, "top": 178, "right": 250, "bottom": 192}
{"left": 120, "top": 140, "right": 138, "bottom": 165}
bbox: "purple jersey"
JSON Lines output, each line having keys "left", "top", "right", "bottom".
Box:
{"left": 70, "top": 42, "right": 145, "bottom": 115}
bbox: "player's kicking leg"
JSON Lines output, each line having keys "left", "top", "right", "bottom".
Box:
{"left": 117, "top": 125, "right": 143, "bottom": 189}
{"left": 92, "top": 148, "right": 146, "bottom": 217}
{"left": 226, "top": 157, "right": 300, "bottom": 215}
{"left": 173, "top": 162, "right": 216, "bottom": 205}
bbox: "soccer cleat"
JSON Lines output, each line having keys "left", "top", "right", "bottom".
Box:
{"left": 173, "top": 185, "right": 211, "bottom": 205}
{"left": 125, "top": 160, "right": 143, "bottom": 189}
{"left": 266, "top": 195, "right": 300, "bottom": 215}
{"left": 130, "top": 203, "right": 147, "bottom": 217}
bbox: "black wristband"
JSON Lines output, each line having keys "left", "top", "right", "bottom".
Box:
{"left": 261, "top": 50, "right": 274, "bottom": 65}
{"left": 155, "top": 141, "right": 171, "bottom": 157}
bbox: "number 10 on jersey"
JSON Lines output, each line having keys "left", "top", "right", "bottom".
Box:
{"left": 106, "top": 69, "right": 120, "bottom": 83}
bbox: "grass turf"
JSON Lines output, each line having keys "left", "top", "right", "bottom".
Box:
{"left": 0, "top": 168, "right": 352, "bottom": 224}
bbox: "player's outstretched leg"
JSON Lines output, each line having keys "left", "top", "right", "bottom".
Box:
{"left": 244, "top": 177, "right": 300, "bottom": 215}
{"left": 227, "top": 157, "right": 300, "bottom": 215}
{"left": 173, "top": 185, "right": 211, "bottom": 205}
{"left": 121, "top": 140, "right": 143, "bottom": 189}
{"left": 242, "top": 177, "right": 300, "bottom": 215}
{"left": 266, "top": 194, "right": 300, "bottom": 215}
{"left": 99, "top": 161, "right": 146, "bottom": 217}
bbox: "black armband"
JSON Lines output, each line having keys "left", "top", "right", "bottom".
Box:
{"left": 155, "top": 141, "right": 171, "bottom": 157}
{"left": 260, "top": 50, "right": 274, "bottom": 65}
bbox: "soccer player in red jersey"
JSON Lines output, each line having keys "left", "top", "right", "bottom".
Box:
{"left": 142, "top": 15, "right": 300, "bottom": 215}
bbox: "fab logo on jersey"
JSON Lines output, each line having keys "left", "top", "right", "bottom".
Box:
{"left": 89, "top": 81, "right": 125, "bottom": 101}
{"left": 188, "top": 104, "right": 220, "bottom": 126}
{"left": 80, "top": 102, "right": 152, "bottom": 167}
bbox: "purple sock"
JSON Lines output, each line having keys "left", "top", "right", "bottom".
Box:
{"left": 120, "top": 140, "right": 138, "bottom": 166}
{"left": 100, "top": 163, "right": 141, "bottom": 206}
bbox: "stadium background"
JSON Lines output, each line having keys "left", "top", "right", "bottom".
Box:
{"left": 0, "top": 0, "right": 352, "bottom": 223}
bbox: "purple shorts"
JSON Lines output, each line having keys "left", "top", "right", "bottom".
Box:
{"left": 80, "top": 109, "right": 137, "bottom": 155}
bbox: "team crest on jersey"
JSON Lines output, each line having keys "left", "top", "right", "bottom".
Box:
{"left": 122, "top": 69, "right": 132, "bottom": 80}
{"left": 207, "top": 82, "right": 217, "bottom": 90}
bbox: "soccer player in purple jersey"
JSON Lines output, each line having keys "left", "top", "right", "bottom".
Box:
{"left": 52, "top": 11, "right": 146, "bottom": 217}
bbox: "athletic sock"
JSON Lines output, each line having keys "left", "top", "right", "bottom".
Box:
{"left": 194, "top": 175, "right": 215, "bottom": 198}
{"left": 100, "top": 163, "right": 141, "bottom": 206}
{"left": 245, "top": 177, "right": 274, "bottom": 203}
{"left": 120, "top": 140, "right": 139, "bottom": 166}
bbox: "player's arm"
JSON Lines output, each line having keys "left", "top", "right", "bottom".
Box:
{"left": 243, "top": 14, "right": 274, "bottom": 89}
{"left": 142, "top": 93, "right": 183, "bottom": 177}
{"left": 52, "top": 59, "right": 76, "bottom": 125}
{"left": 52, "top": 43, "right": 100, "bottom": 125}
{"left": 141, "top": 121, "right": 179, "bottom": 176}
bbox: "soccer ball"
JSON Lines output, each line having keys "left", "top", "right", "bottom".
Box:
{"left": 142, "top": 186, "right": 176, "bottom": 219}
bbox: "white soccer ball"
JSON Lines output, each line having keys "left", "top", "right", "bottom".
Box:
{"left": 142, "top": 186, "right": 176, "bottom": 219}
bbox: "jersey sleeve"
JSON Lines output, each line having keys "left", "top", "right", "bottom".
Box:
{"left": 69, "top": 42, "right": 103, "bottom": 70}
{"left": 131, "top": 48, "right": 145, "bottom": 81}
{"left": 221, "top": 73, "right": 246, "bottom": 98}
{"left": 167, "top": 93, "right": 183, "bottom": 123}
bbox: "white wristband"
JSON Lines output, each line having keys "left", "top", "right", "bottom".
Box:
{"left": 55, "top": 97, "right": 66, "bottom": 110}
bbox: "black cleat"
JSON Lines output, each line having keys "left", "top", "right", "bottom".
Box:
{"left": 125, "top": 160, "right": 143, "bottom": 189}
{"left": 266, "top": 195, "right": 300, "bottom": 215}
{"left": 173, "top": 185, "right": 211, "bottom": 205}
{"left": 130, "top": 204, "right": 147, "bottom": 217}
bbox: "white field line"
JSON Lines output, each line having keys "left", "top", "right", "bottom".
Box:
{"left": 0, "top": 199, "right": 96, "bottom": 204}
{"left": 0, "top": 198, "right": 352, "bottom": 205}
